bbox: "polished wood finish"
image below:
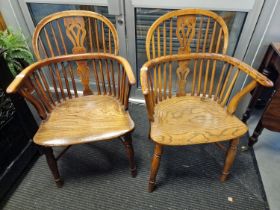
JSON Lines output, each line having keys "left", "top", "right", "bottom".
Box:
{"left": 10, "top": 10, "right": 136, "bottom": 187}
{"left": 243, "top": 43, "right": 280, "bottom": 147}
{"left": 35, "top": 95, "right": 134, "bottom": 146}
{"left": 33, "top": 10, "right": 119, "bottom": 96}
{"left": 7, "top": 53, "right": 136, "bottom": 95}
{"left": 146, "top": 9, "right": 229, "bottom": 61}
{"left": 148, "top": 143, "right": 163, "bottom": 193}
{"left": 43, "top": 147, "right": 63, "bottom": 187}
{"left": 220, "top": 138, "right": 239, "bottom": 182}
{"left": 141, "top": 53, "right": 272, "bottom": 192}
{"left": 7, "top": 52, "right": 137, "bottom": 186}
{"left": 146, "top": 9, "right": 229, "bottom": 99}
{"left": 32, "top": 10, "right": 119, "bottom": 60}
{"left": 121, "top": 133, "right": 137, "bottom": 177}
{"left": 262, "top": 89, "right": 280, "bottom": 131}
{"left": 151, "top": 96, "right": 247, "bottom": 146}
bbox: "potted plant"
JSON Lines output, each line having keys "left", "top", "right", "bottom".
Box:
{"left": 0, "top": 29, "right": 33, "bottom": 77}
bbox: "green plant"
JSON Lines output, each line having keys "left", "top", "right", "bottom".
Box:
{"left": 0, "top": 29, "right": 33, "bottom": 76}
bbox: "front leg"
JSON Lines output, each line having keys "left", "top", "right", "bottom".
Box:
{"left": 220, "top": 138, "right": 239, "bottom": 182}
{"left": 120, "top": 132, "right": 137, "bottom": 177}
{"left": 148, "top": 143, "right": 163, "bottom": 192}
{"left": 43, "top": 147, "right": 63, "bottom": 187}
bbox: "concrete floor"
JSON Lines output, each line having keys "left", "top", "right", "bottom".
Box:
{"left": 244, "top": 110, "right": 280, "bottom": 210}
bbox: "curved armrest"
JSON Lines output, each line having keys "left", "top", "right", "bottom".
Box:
{"left": 140, "top": 53, "right": 273, "bottom": 88}
{"left": 115, "top": 56, "right": 136, "bottom": 85}
{"left": 140, "top": 53, "right": 273, "bottom": 118}
{"left": 140, "top": 66, "right": 149, "bottom": 95}
{"left": 7, "top": 53, "right": 136, "bottom": 94}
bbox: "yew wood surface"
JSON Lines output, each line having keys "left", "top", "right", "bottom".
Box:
{"left": 150, "top": 96, "right": 247, "bottom": 146}
{"left": 34, "top": 95, "right": 134, "bottom": 147}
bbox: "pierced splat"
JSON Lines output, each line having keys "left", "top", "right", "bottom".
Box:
{"left": 176, "top": 15, "right": 196, "bottom": 96}
{"left": 64, "top": 17, "right": 93, "bottom": 95}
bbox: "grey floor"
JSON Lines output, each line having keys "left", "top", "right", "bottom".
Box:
{"left": 244, "top": 110, "right": 280, "bottom": 210}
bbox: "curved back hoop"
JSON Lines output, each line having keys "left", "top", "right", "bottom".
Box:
{"left": 33, "top": 10, "right": 119, "bottom": 59}
{"left": 146, "top": 9, "right": 229, "bottom": 60}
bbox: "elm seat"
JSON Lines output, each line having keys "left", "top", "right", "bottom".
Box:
{"left": 151, "top": 96, "right": 248, "bottom": 146}
{"left": 34, "top": 95, "right": 135, "bottom": 147}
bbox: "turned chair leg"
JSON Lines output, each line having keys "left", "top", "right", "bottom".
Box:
{"left": 248, "top": 121, "right": 264, "bottom": 147}
{"left": 121, "top": 133, "right": 137, "bottom": 177}
{"left": 220, "top": 138, "right": 240, "bottom": 182}
{"left": 43, "top": 147, "right": 63, "bottom": 187}
{"left": 148, "top": 143, "right": 163, "bottom": 192}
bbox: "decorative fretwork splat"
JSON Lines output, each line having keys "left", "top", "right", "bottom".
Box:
{"left": 64, "top": 17, "right": 93, "bottom": 95}
{"left": 176, "top": 15, "right": 196, "bottom": 96}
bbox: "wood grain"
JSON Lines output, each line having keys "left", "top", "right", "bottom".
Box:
{"left": 140, "top": 53, "right": 273, "bottom": 123}
{"left": 7, "top": 53, "right": 136, "bottom": 94}
{"left": 150, "top": 96, "right": 247, "bottom": 146}
{"left": 141, "top": 52, "right": 273, "bottom": 192}
{"left": 142, "top": 10, "right": 273, "bottom": 192}
{"left": 146, "top": 8, "right": 229, "bottom": 60}
{"left": 176, "top": 15, "right": 196, "bottom": 96}
{"left": 32, "top": 10, "right": 119, "bottom": 60}
{"left": 8, "top": 10, "right": 137, "bottom": 186}
{"left": 34, "top": 95, "right": 134, "bottom": 147}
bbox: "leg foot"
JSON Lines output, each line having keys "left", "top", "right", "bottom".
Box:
{"left": 242, "top": 109, "right": 251, "bottom": 123}
{"left": 121, "top": 133, "right": 137, "bottom": 177}
{"left": 220, "top": 138, "right": 239, "bottom": 182}
{"left": 148, "top": 143, "right": 163, "bottom": 192}
{"left": 43, "top": 147, "right": 63, "bottom": 187}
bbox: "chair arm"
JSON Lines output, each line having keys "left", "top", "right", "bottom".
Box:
{"left": 140, "top": 66, "right": 155, "bottom": 121}
{"left": 227, "top": 80, "right": 257, "bottom": 114}
{"left": 140, "top": 53, "right": 273, "bottom": 87}
{"left": 115, "top": 56, "right": 136, "bottom": 86}
{"left": 140, "top": 66, "right": 149, "bottom": 95}
{"left": 7, "top": 53, "right": 136, "bottom": 94}
{"left": 6, "top": 62, "right": 40, "bottom": 94}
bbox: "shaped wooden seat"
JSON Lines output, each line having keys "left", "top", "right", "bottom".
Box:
{"left": 34, "top": 95, "right": 134, "bottom": 147}
{"left": 151, "top": 96, "right": 247, "bottom": 146}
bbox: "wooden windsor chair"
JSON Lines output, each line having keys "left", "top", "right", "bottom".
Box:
{"left": 142, "top": 9, "right": 273, "bottom": 192}
{"left": 6, "top": 11, "right": 137, "bottom": 187}
{"left": 141, "top": 54, "right": 273, "bottom": 192}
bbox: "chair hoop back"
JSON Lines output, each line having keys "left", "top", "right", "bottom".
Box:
{"left": 32, "top": 10, "right": 119, "bottom": 59}
{"left": 146, "top": 9, "right": 229, "bottom": 60}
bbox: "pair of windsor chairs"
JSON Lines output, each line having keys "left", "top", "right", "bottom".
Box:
{"left": 7, "top": 9, "right": 272, "bottom": 192}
